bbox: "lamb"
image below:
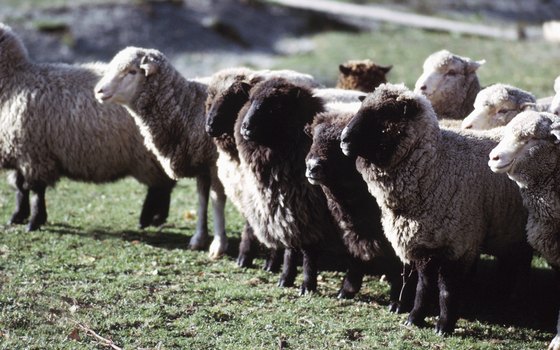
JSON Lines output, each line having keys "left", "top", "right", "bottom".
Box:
{"left": 234, "top": 77, "right": 344, "bottom": 294}
{"left": 305, "top": 111, "right": 415, "bottom": 310}
{"left": 414, "top": 50, "right": 485, "bottom": 120}
{"left": 94, "top": 46, "right": 227, "bottom": 258}
{"left": 336, "top": 59, "right": 392, "bottom": 92}
{"left": 461, "top": 84, "right": 536, "bottom": 130}
{"left": 488, "top": 110, "right": 560, "bottom": 350}
{"left": 0, "top": 23, "right": 175, "bottom": 232}
{"left": 340, "top": 83, "right": 531, "bottom": 335}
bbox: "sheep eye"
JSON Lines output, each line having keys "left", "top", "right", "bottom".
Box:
{"left": 445, "top": 70, "right": 457, "bottom": 76}
{"left": 497, "top": 109, "right": 509, "bottom": 114}
{"left": 129, "top": 70, "right": 138, "bottom": 75}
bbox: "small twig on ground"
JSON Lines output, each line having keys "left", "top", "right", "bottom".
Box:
{"left": 74, "top": 322, "right": 123, "bottom": 350}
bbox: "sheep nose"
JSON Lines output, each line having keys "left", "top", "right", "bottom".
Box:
{"left": 96, "top": 87, "right": 104, "bottom": 94}
{"left": 419, "top": 85, "right": 427, "bottom": 91}
{"left": 489, "top": 153, "right": 500, "bottom": 161}
{"left": 306, "top": 158, "right": 323, "bottom": 174}
{"left": 463, "top": 124, "right": 472, "bottom": 129}
{"left": 554, "top": 111, "right": 559, "bottom": 116}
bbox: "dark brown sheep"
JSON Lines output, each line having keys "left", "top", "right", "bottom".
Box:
{"left": 336, "top": 59, "right": 392, "bottom": 93}
{"left": 235, "top": 78, "right": 344, "bottom": 294}
{"left": 305, "top": 111, "right": 415, "bottom": 310}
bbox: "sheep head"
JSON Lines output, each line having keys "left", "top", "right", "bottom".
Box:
{"left": 205, "top": 81, "right": 251, "bottom": 137}
{"left": 239, "top": 78, "right": 324, "bottom": 147}
{"left": 549, "top": 75, "right": 560, "bottom": 116}
{"left": 305, "top": 113, "right": 354, "bottom": 186}
{"left": 414, "top": 50, "right": 485, "bottom": 115}
{"left": 489, "top": 110, "right": 560, "bottom": 187}
{"left": 94, "top": 46, "right": 165, "bottom": 106}
{"left": 462, "top": 84, "right": 536, "bottom": 130}
{"left": 337, "top": 59, "right": 392, "bottom": 93}
{"left": 340, "top": 83, "right": 433, "bottom": 169}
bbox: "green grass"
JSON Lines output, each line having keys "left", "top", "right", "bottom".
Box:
{"left": 2, "top": 11, "right": 560, "bottom": 350}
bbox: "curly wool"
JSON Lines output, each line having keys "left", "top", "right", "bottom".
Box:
{"left": 349, "top": 84, "right": 527, "bottom": 264}
{"left": 0, "top": 24, "right": 171, "bottom": 189}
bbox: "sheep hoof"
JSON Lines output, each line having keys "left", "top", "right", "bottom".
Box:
{"left": 208, "top": 236, "right": 228, "bottom": 260}
{"left": 26, "top": 221, "right": 42, "bottom": 232}
{"left": 337, "top": 289, "right": 356, "bottom": 300}
{"left": 300, "top": 285, "right": 316, "bottom": 296}
{"left": 188, "top": 234, "right": 208, "bottom": 251}
{"left": 388, "top": 302, "right": 400, "bottom": 313}
{"left": 404, "top": 316, "right": 427, "bottom": 329}
{"left": 435, "top": 321, "right": 454, "bottom": 336}
{"left": 277, "top": 278, "right": 295, "bottom": 288}
{"left": 548, "top": 335, "right": 560, "bottom": 350}
{"left": 236, "top": 254, "right": 254, "bottom": 268}
{"left": 9, "top": 211, "right": 29, "bottom": 225}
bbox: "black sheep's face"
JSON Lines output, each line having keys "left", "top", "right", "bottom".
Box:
{"left": 205, "top": 82, "right": 251, "bottom": 137}
{"left": 240, "top": 84, "right": 314, "bottom": 145}
{"left": 306, "top": 122, "right": 353, "bottom": 185}
{"left": 340, "top": 92, "right": 420, "bottom": 168}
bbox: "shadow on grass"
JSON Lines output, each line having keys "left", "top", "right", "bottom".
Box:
{"left": 38, "top": 222, "right": 559, "bottom": 341}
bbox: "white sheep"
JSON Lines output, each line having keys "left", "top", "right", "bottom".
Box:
{"left": 340, "top": 83, "right": 531, "bottom": 335}
{"left": 461, "top": 83, "right": 536, "bottom": 130}
{"left": 94, "top": 46, "right": 227, "bottom": 258}
{"left": 488, "top": 110, "right": 560, "bottom": 350}
{"left": 0, "top": 23, "right": 175, "bottom": 231}
{"left": 414, "top": 49, "right": 485, "bottom": 120}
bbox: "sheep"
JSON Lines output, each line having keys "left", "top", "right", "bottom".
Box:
{"left": 234, "top": 77, "right": 344, "bottom": 294}
{"left": 336, "top": 59, "right": 392, "bottom": 92}
{"left": 414, "top": 50, "right": 485, "bottom": 120}
{"left": 94, "top": 46, "right": 227, "bottom": 258}
{"left": 461, "top": 84, "right": 536, "bottom": 130}
{"left": 305, "top": 111, "right": 415, "bottom": 310}
{"left": 488, "top": 110, "right": 560, "bottom": 350}
{"left": 340, "top": 83, "right": 531, "bottom": 335}
{"left": 549, "top": 75, "right": 560, "bottom": 116}
{"left": 205, "top": 69, "right": 362, "bottom": 269}
{"left": 0, "top": 23, "right": 175, "bottom": 232}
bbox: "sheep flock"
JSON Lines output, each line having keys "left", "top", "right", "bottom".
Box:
{"left": 3, "top": 20, "right": 560, "bottom": 349}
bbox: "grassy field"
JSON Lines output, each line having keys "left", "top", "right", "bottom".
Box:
{"left": 2, "top": 4, "right": 560, "bottom": 349}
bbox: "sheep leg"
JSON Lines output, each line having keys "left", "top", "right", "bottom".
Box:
{"left": 551, "top": 308, "right": 560, "bottom": 350}
{"left": 300, "top": 246, "right": 319, "bottom": 295}
{"left": 188, "top": 174, "right": 210, "bottom": 251}
{"left": 27, "top": 182, "right": 47, "bottom": 232}
{"left": 435, "top": 259, "right": 468, "bottom": 336}
{"left": 395, "top": 264, "right": 418, "bottom": 314}
{"left": 138, "top": 183, "right": 174, "bottom": 228}
{"left": 8, "top": 171, "right": 30, "bottom": 225}
{"left": 263, "top": 247, "right": 283, "bottom": 273}
{"left": 406, "top": 258, "right": 437, "bottom": 328}
{"left": 337, "top": 256, "right": 365, "bottom": 300}
{"left": 208, "top": 172, "right": 228, "bottom": 259}
{"left": 278, "top": 248, "right": 298, "bottom": 288}
{"left": 237, "top": 221, "right": 257, "bottom": 268}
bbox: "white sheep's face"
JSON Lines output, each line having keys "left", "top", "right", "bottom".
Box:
{"left": 488, "top": 111, "right": 559, "bottom": 185}
{"left": 462, "top": 96, "right": 520, "bottom": 130}
{"left": 549, "top": 76, "right": 560, "bottom": 116}
{"left": 94, "top": 63, "right": 145, "bottom": 105}
{"left": 414, "top": 51, "right": 484, "bottom": 106}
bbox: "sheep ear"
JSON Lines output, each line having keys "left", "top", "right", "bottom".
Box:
{"left": 339, "top": 64, "right": 352, "bottom": 75}
{"left": 380, "top": 65, "right": 393, "bottom": 73}
{"left": 358, "top": 95, "right": 366, "bottom": 102}
{"left": 520, "top": 102, "right": 537, "bottom": 111}
{"left": 467, "top": 59, "right": 486, "bottom": 73}
{"left": 139, "top": 55, "right": 159, "bottom": 77}
{"left": 240, "top": 82, "right": 252, "bottom": 96}
{"left": 554, "top": 76, "right": 560, "bottom": 93}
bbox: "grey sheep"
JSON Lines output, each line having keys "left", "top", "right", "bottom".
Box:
{"left": 0, "top": 23, "right": 175, "bottom": 231}
{"left": 461, "top": 83, "right": 536, "bottom": 130}
{"left": 489, "top": 110, "right": 560, "bottom": 350}
{"left": 95, "top": 46, "right": 227, "bottom": 259}
{"left": 340, "top": 83, "right": 531, "bottom": 335}
{"left": 415, "top": 50, "right": 485, "bottom": 120}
